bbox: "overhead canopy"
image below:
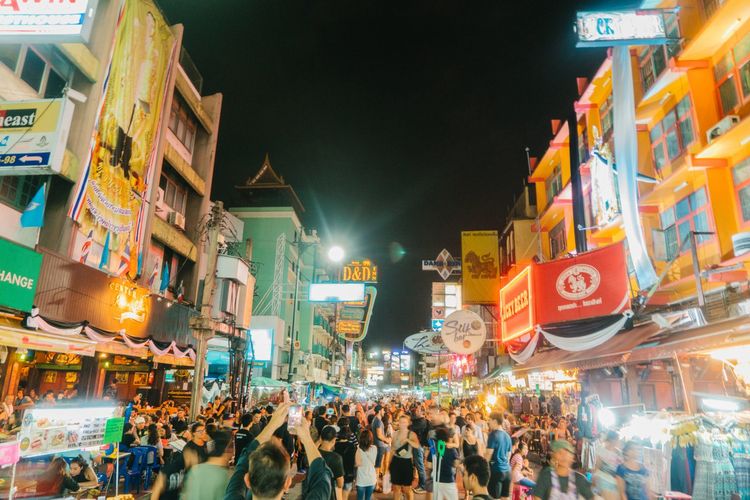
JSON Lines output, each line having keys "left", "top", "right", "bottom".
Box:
{"left": 250, "top": 376, "right": 289, "bottom": 388}
{"left": 628, "top": 316, "right": 750, "bottom": 363}
{"left": 513, "top": 322, "right": 661, "bottom": 374}
{"left": 0, "top": 317, "right": 97, "bottom": 357}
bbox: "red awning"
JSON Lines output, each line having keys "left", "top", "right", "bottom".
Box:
{"left": 513, "top": 322, "right": 662, "bottom": 373}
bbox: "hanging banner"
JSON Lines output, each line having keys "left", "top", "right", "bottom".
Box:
{"left": 612, "top": 46, "right": 658, "bottom": 289}
{"left": 440, "top": 309, "right": 486, "bottom": 355}
{"left": 69, "top": 0, "right": 176, "bottom": 275}
{"left": 461, "top": 231, "right": 499, "bottom": 304}
{"left": 535, "top": 243, "right": 630, "bottom": 325}
{"left": 589, "top": 145, "right": 619, "bottom": 227}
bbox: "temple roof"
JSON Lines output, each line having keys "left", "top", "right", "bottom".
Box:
{"left": 235, "top": 154, "right": 305, "bottom": 214}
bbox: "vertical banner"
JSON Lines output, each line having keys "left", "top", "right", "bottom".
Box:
{"left": 461, "top": 230, "right": 499, "bottom": 304}
{"left": 612, "top": 46, "right": 657, "bottom": 289}
{"left": 69, "top": 0, "right": 176, "bottom": 275}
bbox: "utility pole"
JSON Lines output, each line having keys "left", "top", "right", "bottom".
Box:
{"left": 189, "top": 201, "right": 223, "bottom": 421}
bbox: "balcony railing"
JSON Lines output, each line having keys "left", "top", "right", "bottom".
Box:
{"left": 179, "top": 48, "right": 203, "bottom": 94}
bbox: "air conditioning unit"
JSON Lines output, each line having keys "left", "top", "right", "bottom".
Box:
{"left": 706, "top": 115, "right": 740, "bottom": 144}
{"left": 155, "top": 188, "right": 168, "bottom": 218}
{"left": 732, "top": 232, "right": 750, "bottom": 257}
{"left": 167, "top": 211, "right": 186, "bottom": 230}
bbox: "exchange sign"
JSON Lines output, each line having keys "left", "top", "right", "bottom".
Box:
{"left": 0, "top": 237, "right": 42, "bottom": 312}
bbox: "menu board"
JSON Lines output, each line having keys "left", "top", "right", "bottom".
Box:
{"left": 17, "top": 406, "right": 118, "bottom": 457}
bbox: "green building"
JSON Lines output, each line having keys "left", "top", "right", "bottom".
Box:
{"left": 231, "top": 156, "right": 343, "bottom": 384}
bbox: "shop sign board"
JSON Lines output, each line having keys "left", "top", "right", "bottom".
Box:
{"left": 18, "top": 406, "right": 117, "bottom": 457}
{"left": 336, "top": 286, "right": 377, "bottom": 342}
{"left": 461, "top": 231, "right": 499, "bottom": 304}
{"left": 534, "top": 243, "right": 630, "bottom": 325}
{"left": 440, "top": 309, "right": 486, "bottom": 355}
{"left": 0, "top": 237, "right": 42, "bottom": 312}
{"left": 422, "top": 248, "right": 461, "bottom": 280}
{"left": 0, "top": 0, "right": 98, "bottom": 43}
{"left": 500, "top": 265, "right": 535, "bottom": 342}
{"left": 342, "top": 259, "right": 378, "bottom": 283}
{"left": 103, "top": 417, "right": 124, "bottom": 445}
{"left": 575, "top": 10, "right": 671, "bottom": 47}
{"left": 309, "top": 283, "right": 365, "bottom": 302}
{"left": 403, "top": 331, "right": 447, "bottom": 355}
{"left": 0, "top": 98, "right": 75, "bottom": 176}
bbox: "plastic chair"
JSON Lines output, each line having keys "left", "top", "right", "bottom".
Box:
{"left": 141, "top": 445, "right": 161, "bottom": 488}
{"left": 123, "top": 447, "right": 147, "bottom": 493}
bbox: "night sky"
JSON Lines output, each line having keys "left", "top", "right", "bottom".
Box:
{"left": 159, "top": 0, "right": 623, "bottom": 349}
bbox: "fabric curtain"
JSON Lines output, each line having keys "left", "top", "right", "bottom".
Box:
{"left": 540, "top": 313, "right": 632, "bottom": 352}
{"left": 508, "top": 332, "right": 541, "bottom": 364}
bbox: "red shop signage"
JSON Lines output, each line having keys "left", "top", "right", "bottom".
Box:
{"left": 500, "top": 265, "right": 535, "bottom": 342}
{"left": 534, "top": 243, "right": 630, "bottom": 325}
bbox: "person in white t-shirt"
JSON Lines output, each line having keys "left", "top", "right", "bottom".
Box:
{"left": 356, "top": 429, "right": 378, "bottom": 500}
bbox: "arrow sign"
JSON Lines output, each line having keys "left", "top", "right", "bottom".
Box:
{"left": 20, "top": 155, "right": 44, "bottom": 163}
{"left": 0, "top": 152, "right": 50, "bottom": 168}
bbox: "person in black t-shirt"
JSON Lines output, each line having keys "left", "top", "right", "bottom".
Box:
{"left": 234, "top": 412, "right": 253, "bottom": 462}
{"left": 318, "top": 425, "right": 345, "bottom": 500}
{"left": 183, "top": 422, "right": 209, "bottom": 463}
{"left": 464, "top": 454, "right": 493, "bottom": 500}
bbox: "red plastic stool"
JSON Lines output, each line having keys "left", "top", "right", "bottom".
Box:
{"left": 512, "top": 484, "right": 531, "bottom": 500}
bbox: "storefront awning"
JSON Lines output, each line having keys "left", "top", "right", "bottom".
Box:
{"left": 0, "top": 317, "right": 97, "bottom": 357}
{"left": 481, "top": 366, "right": 506, "bottom": 382}
{"left": 513, "top": 322, "right": 662, "bottom": 374}
{"left": 627, "top": 315, "right": 750, "bottom": 363}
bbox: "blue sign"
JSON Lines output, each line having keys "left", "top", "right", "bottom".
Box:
{"left": 0, "top": 152, "right": 51, "bottom": 168}
{"left": 431, "top": 319, "right": 444, "bottom": 332}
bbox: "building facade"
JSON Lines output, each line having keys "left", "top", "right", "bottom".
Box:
{"left": 0, "top": 0, "right": 246, "bottom": 407}
{"left": 508, "top": 0, "right": 750, "bottom": 412}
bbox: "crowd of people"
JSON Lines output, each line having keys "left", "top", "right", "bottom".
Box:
{"left": 1, "top": 388, "right": 655, "bottom": 500}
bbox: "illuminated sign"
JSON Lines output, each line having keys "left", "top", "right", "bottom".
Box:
{"left": 0, "top": 237, "right": 41, "bottom": 312}
{"left": 440, "top": 309, "right": 487, "bottom": 355}
{"left": 336, "top": 320, "right": 363, "bottom": 335}
{"left": 576, "top": 10, "right": 671, "bottom": 47}
{"left": 18, "top": 405, "right": 117, "bottom": 457}
{"left": 431, "top": 319, "right": 444, "bottom": 332}
{"left": 249, "top": 329, "right": 273, "bottom": 362}
{"left": 343, "top": 259, "right": 378, "bottom": 282}
{"left": 309, "top": 283, "right": 365, "bottom": 302}
{"left": 336, "top": 286, "right": 376, "bottom": 341}
{"left": 0, "top": 0, "right": 98, "bottom": 43}
{"left": 422, "top": 249, "right": 461, "bottom": 280}
{"left": 500, "top": 265, "right": 535, "bottom": 342}
{"left": 110, "top": 281, "right": 148, "bottom": 323}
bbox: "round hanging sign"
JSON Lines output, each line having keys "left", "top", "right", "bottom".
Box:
{"left": 440, "top": 309, "right": 486, "bottom": 355}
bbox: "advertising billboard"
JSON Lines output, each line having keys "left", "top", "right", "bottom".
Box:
{"left": 69, "top": 0, "right": 176, "bottom": 275}
{"left": 576, "top": 10, "right": 670, "bottom": 47}
{"left": 534, "top": 243, "right": 630, "bottom": 325}
{"left": 461, "top": 231, "right": 499, "bottom": 304}
{"left": 0, "top": 98, "right": 75, "bottom": 177}
{"left": 309, "top": 283, "right": 365, "bottom": 302}
{"left": 589, "top": 147, "right": 619, "bottom": 227}
{"left": 249, "top": 329, "right": 273, "bottom": 362}
{"left": 0, "top": 0, "right": 98, "bottom": 43}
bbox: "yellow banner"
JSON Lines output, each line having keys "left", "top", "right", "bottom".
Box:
{"left": 461, "top": 230, "right": 500, "bottom": 304}
{"left": 70, "top": 0, "right": 176, "bottom": 273}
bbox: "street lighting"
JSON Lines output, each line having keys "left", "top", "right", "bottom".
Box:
{"left": 328, "top": 245, "right": 345, "bottom": 263}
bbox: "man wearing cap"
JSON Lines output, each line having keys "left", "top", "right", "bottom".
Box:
{"left": 312, "top": 425, "right": 344, "bottom": 500}
{"left": 134, "top": 416, "right": 148, "bottom": 439}
{"left": 532, "top": 440, "right": 593, "bottom": 500}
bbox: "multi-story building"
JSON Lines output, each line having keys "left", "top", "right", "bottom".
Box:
{"left": 231, "top": 155, "right": 343, "bottom": 385}
{"left": 0, "top": 0, "right": 239, "bottom": 406}
{"left": 512, "top": 0, "right": 750, "bottom": 412}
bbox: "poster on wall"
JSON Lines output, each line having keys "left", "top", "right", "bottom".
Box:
{"left": 69, "top": 0, "right": 176, "bottom": 276}
{"left": 461, "top": 231, "right": 499, "bottom": 304}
